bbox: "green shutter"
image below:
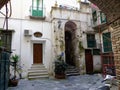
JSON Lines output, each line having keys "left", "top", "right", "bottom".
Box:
{"left": 103, "top": 32, "right": 112, "bottom": 52}
{"left": 31, "top": 0, "right": 43, "bottom": 17}
{"left": 87, "top": 34, "right": 96, "bottom": 48}
{"left": 100, "top": 12, "right": 106, "bottom": 23}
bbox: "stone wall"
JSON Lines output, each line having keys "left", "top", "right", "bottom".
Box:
{"left": 111, "top": 19, "right": 120, "bottom": 88}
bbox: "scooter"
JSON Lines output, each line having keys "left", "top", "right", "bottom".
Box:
{"left": 97, "top": 74, "right": 116, "bottom": 90}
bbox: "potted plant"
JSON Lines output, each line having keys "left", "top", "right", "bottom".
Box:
{"left": 54, "top": 53, "right": 67, "bottom": 79}
{"left": 9, "top": 54, "right": 20, "bottom": 87}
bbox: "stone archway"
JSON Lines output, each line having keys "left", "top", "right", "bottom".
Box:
{"left": 65, "top": 21, "right": 77, "bottom": 66}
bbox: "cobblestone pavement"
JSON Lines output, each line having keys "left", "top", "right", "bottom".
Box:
{"left": 8, "top": 74, "right": 118, "bottom": 90}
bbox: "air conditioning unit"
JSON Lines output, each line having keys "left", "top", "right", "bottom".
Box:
{"left": 24, "top": 29, "right": 32, "bottom": 36}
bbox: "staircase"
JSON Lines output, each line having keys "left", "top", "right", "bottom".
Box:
{"left": 28, "top": 64, "right": 49, "bottom": 80}
{"left": 66, "top": 66, "right": 80, "bottom": 76}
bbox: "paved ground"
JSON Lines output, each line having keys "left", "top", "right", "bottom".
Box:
{"left": 8, "top": 74, "right": 118, "bottom": 90}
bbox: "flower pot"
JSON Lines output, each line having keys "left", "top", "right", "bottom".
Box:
{"left": 9, "top": 79, "right": 18, "bottom": 87}
{"left": 55, "top": 73, "right": 66, "bottom": 79}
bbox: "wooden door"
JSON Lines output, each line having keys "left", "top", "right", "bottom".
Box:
{"left": 33, "top": 43, "right": 42, "bottom": 64}
{"left": 85, "top": 49, "right": 93, "bottom": 74}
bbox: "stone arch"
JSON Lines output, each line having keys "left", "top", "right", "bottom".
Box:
{"left": 64, "top": 21, "right": 77, "bottom": 66}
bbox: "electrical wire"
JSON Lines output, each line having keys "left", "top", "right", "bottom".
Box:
{"left": 2, "top": 0, "right": 12, "bottom": 29}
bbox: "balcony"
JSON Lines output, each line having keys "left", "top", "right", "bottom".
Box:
{"left": 29, "top": 6, "right": 46, "bottom": 20}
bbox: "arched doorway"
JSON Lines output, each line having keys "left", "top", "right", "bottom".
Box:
{"left": 65, "top": 21, "right": 77, "bottom": 66}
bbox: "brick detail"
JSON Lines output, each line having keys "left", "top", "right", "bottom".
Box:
{"left": 111, "top": 21, "right": 120, "bottom": 87}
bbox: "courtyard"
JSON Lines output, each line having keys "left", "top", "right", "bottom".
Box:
{"left": 8, "top": 74, "right": 118, "bottom": 90}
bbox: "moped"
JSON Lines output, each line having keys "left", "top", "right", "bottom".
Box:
{"left": 98, "top": 67, "right": 117, "bottom": 90}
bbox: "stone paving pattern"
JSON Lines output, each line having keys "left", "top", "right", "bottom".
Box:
{"left": 8, "top": 74, "right": 118, "bottom": 90}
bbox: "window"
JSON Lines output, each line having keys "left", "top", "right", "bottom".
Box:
{"left": 92, "top": 10, "right": 97, "bottom": 23}
{"left": 102, "top": 32, "right": 112, "bottom": 52}
{"left": 30, "top": 0, "right": 45, "bottom": 17}
{"left": 93, "top": 49, "right": 100, "bottom": 55}
{"left": 100, "top": 12, "right": 106, "bottom": 23}
{"left": 87, "top": 34, "right": 96, "bottom": 48}
{"left": 0, "top": 30, "right": 12, "bottom": 51}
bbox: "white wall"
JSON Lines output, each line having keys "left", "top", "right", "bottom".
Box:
{"left": 20, "top": 20, "right": 52, "bottom": 76}
{"left": 0, "top": 0, "right": 79, "bottom": 19}
{"left": 93, "top": 55, "right": 101, "bottom": 71}
{"left": 0, "top": 0, "right": 102, "bottom": 76}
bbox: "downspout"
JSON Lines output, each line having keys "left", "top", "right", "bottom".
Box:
{"left": 4, "top": 3, "right": 8, "bottom": 90}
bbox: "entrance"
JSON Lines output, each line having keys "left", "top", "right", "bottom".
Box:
{"left": 33, "top": 43, "right": 43, "bottom": 64}
{"left": 65, "top": 31, "right": 74, "bottom": 65}
{"left": 85, "top": 49, "right": 93, "bottom": 74}
{"left": 65, "top": 21, "right": 76, "bottom": 66}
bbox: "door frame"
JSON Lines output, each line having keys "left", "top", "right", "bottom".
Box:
{"left": 85, "top": 49, "right": 93, "bottom": 74}
{"left": 33, "top": 43, "right": 43, "bottom": 64}
{"left": 32, "top": 41, "right": 45, "bottom": 64}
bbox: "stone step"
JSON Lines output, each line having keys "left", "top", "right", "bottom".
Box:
{"left": 28, "top": 64, "right": 49, "bottom": 80}
{"left": 31, "top": 64, "right": 45, "bottom": 68}
{"left": 67, "top": 66, "right": 76, "bottom": 69}
{"left": 28, "top": 72, "right": 48, "bottom": 76}
{"left": 28, "top": 75, "right": 49, "bottom": 80}
{"left": 66, "top": 66, "right": 80, "bottom": 76}
{"left": 66, "top": 72, "right": 80, "bottom": 76}
{"left": 66, "top": 70, "right": 79, "bottom": 73}
{"left": 28, "top": 69, "right": 48, "bottom": 73}
{"left": 32, "top": 64, "right": 44, "bottom": 66}
{"left": 28, "top": 67, "right": 47, "bottom": 71}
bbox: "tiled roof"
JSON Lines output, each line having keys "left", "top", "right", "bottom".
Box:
{"left": 0, "top": 0, "right": 10, "bottom": 9}
{"left": 89, "top": 0, "right": 120, "bottom": 24}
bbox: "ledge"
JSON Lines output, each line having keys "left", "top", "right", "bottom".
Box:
{"left": 29, "top": 16, "right": 46, "bottom": 20}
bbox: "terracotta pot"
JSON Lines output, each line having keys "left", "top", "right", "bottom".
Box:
{"left": 55, "top": 73, "right": 66, "bottom": 79}
{"left": 9, "top": 79, "right": 18, "bottom": 87}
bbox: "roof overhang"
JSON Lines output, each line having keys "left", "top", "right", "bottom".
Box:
{"left": 0, "top": 0, "right": 10, "bottom": 9}
{"left": 89, "top": 0, "right": 120, "bottom": 24}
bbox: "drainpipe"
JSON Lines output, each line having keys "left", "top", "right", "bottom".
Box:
{"left": 4, "top": 3, "right": 8, "bottom": 90}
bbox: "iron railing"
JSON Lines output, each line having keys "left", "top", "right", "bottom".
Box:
{"left": 30, "top": 6, "right": 46, "bottom": 17}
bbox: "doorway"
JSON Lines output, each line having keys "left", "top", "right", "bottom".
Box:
{"left": 65, "top": 31, "right": 74, "bottom": 65}
{"left": 33, "top": 43, "right": 43, "bottom": 64}
{"left": 65, "top": 21, "right": 76, "bottom": 66}
{"left": 85, "top": 49, "right": 93, "bottom": 74}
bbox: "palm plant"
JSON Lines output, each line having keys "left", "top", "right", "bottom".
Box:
{"left": 10, "top": 54, "right": 19, "bottom": 79}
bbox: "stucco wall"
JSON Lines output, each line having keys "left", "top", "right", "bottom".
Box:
{"left": 51, "top": 6, "right": 94, "bottom": 74}
{"left": 0, "top": 17, "right": 52, "bottom": 77}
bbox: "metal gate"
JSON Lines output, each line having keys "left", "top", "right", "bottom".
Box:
{"left": 0, "top": 50, "right": 10, "bottom": 90}
{"left": 102, "top": 53, "right": 116, "bottom": 77}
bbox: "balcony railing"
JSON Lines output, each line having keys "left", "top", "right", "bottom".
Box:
{"left": 30, "top": 6, "right": 46, "bottom": 19}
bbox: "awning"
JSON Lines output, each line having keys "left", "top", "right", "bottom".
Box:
{"left": 89, "top": 0, "right": 120, "bottom": 24}
{"left": 0, "top": 0, "right": 10, "bottom": 9}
